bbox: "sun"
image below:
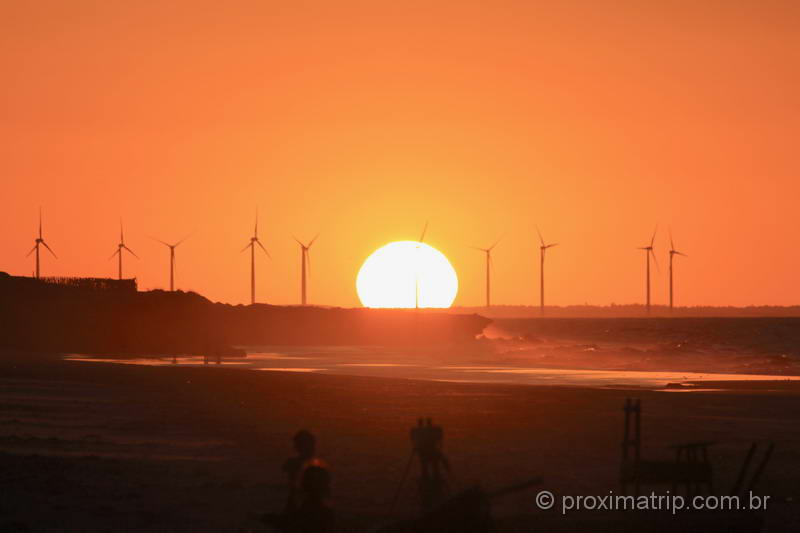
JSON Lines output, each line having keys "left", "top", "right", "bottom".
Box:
{"left": 356, "top": 241, "right": 458, "bottom": 308}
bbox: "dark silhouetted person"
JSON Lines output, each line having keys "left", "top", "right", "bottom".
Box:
{"left": 282, "top": 430, "right": 322, "bottom": 513}
{"left": 259, "top": 430, "right": 333, "bottom": 533}
{"left": 411, "top": 418, "right": 450, "bottom": 511}
{"left": 262, "top": 464, "right": 334, "bottom": 533}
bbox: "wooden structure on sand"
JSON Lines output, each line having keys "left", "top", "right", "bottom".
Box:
{"left": 620, "top": 398, "right": 774, "bottom": 499}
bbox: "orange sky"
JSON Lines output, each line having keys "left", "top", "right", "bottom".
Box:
{"left": 1, "top": 1, "right": 798, "bottom": 307}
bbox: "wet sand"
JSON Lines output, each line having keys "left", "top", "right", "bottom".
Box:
{"left": 64, "top": 345, "right": 799, "bottom": 390}
{"left": 2, "top": 351, "right": 799, "bottom": 532}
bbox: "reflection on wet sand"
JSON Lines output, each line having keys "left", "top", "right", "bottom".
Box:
{"left": 65, "top": 349, "right": 796, "bottom": 392}
{"left": 257, "top": 368, "right": 320, "bottom": 373}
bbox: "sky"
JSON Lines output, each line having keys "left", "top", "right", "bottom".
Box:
{"left": 1, "top": 1, "right": 798, "bottom": 307}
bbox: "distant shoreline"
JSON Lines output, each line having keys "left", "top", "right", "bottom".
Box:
{"left": 447, "top": 305, "right": 800, "bottom": 318}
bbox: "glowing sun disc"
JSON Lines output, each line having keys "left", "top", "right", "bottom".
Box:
{"left": 356, "top": 241, "right": 458, "bottom": 308}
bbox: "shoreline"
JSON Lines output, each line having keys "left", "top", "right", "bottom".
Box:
{"left": 60, "top": 347, "right": 800, "bottom": 393}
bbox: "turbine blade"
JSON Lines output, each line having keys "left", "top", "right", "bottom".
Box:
{"left": 650, "top": 224, "right": 658, "bottom": 247}
{"left": 41, "top": 241, "right": 57, "bottom": 259}
{"left": 488, "top": 234, "right": 504, "bottom": 251}
{"left": 254, "top": 208, "right": 259, "bottom": 238}
{"left": 419, "top": 221, "right": 428, "bottom": 243}
{"left": 175, "top": 233, "right": 192, "bottom": 247}
{"left": 26, "top": 244, "right": 37, "bottom": 258}
{"left": 308, "top": 233, "right": 320, "bottom": 247}
{"left": 536, "top": 226, "right": 545, "bottom": 247}
{"left": 257, "top": 240, "right": 271, "bottom": 259}
{"left": 293, "top": 235, "right": 303, "bottom": 246}
{"left": 109, "top": 249, "right": 120, "bottom": 260}
{"left": 120, "top": 219, "right": 124, "bottom": 244}
{"left": 650, "top": 248, "right": 660, "bottom": 272}
{"left": 240, "top": 242, "right": 252, "bottom": 253}
{"left": 669, "top": 229, "right": 674, "bottom": 252}
{"left": 547, "top": 243, "right": 559, "bottom": 249}
{"left": 150, "top": 236, "right": 171, "bottom": 247}
{"left": 39, "top": 207, "right": 43, "bottom": 239}
{"left": 124, "top": 245, "right": 139, "bottom": 259}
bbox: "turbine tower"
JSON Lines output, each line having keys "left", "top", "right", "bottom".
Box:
{"left": 155, "top": 235, "right": 189, "bottom": 292}
{"left": 669, "top": 232, "right": 687, "bottom": 310}
{"left": 415, "top": 221, "right": 428, "bottom": 309}
{"left": 109, "top": 221, "right": 138, "bottom": 280}
{"left": 241, "top": 212, "right": 270, "bottom": 304}
{"left": 536, "top": 227, "right": 558, "bottom": 315}
{"left": 26, "top": 208, "right": 57, "bottom": 279}
{"left": 294, "top": 234, "right": 319, "bottom": 306}
{"left": 638, "top": 226, "right": 659, "bottom": 313}
{"left": 473, "top": 237, "right": 502, "bottom": 308}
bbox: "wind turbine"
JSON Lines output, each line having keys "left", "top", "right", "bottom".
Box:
{"left": 415, "top": 222, "right": 428, "bottom": 309}
{"left": 294, "top": 234, "right": 318, "bottom": 306}
{"left": 241, "top": 211, "right": 270, "bottom": 304}
{"left": 669, "top": 232, "right": 687, "bottom": 310}
{"left": 154, "top": 235, "right": 190, "bottom": 292}
{"left": 109, "top": 220, "right": 138, "bottom": 280}
{"left": 638, "top": 226, "right": 659, "bottom": 313}
{"left": 472, "top": 237, "right": 502, "bottom": 308}
{"left": 26, "top": 208, "right": 57, "bottom": 279}
{"left": 536, "top": 227, "right": 558, "bottom": 315}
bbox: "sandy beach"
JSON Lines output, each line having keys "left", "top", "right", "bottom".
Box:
{"left": 2, "top": 350, "right": 799, "bottom": 532}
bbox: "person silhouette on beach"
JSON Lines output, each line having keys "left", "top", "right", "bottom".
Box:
{"left": 411, "top": 418, "right": 450, "bottom": 510}
{"left": 282, "top": 430, "right": 326, "bottom": 513}
{"left": 261, "top": 464, "right": 334, "bottom": 533}
{"left": 289, "top": 464, "right": 334, "bottom": 533}
{"left": 259, "top": 430, "right": 333, "bottom": 532}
